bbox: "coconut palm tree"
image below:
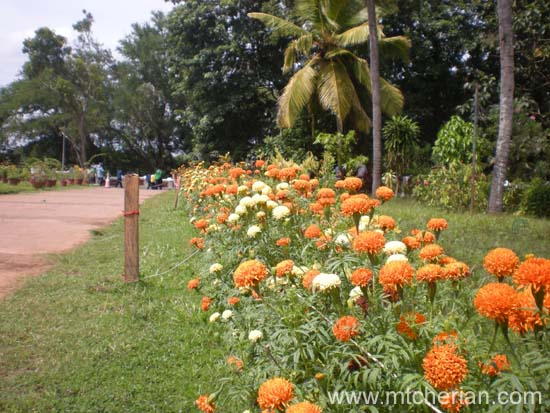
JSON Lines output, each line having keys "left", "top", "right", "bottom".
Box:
{"left": 248, "top": 0, "right": 410, "bottom": 136}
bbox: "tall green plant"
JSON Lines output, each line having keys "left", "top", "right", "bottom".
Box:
{"left": 432, "top": 116, "right": 474, "bottom": 165}
{"left": 383, "top": 115, "right": 420, "bottom": 176}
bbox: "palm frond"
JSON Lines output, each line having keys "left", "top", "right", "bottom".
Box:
{"left": 334, "top": 23, "right": 369, "bottom": 47}
{"left": 283, "top": 35, "right": 313, "bottom": 74}
{"left": 283, "top": 46, "right": 297, "bottom": 75}
{"left": 277, "top": 64, "right": 317, "bottom": 128}
{"left": 248, "top": 12, "right": 307, "bottom": 38}
{"left": 379, "top": 35, "right": 411, "bottom": 63}
{"left": 295, "top": 0, "right": 322, "bottom": 30}
{"left": 380, "top": 77, "right": 404, "bottom": 116}
{"left": 317, "top": 59, "right": 355, "bottom": 125}
{"left": 350, "top": 56, "right": 371, "bottom": 90}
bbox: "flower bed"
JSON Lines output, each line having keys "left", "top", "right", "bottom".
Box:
{"left": 177, "top": 161, "right": 549, "bottom": 413}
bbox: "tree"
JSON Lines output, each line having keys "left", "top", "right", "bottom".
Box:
{"left": 488, "top": 0, "right": 514, "bottom": 212}
{"left": 249, "top": 0, "right": 409, "bottom": 136}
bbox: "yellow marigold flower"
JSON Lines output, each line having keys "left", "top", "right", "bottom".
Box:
{"left": 195, "top": 395, "right": 215, "bottom": 413}
{"left": 473, "top": 282, "right": 517, "bottom": 323}
{"left": 286, "top": 401, "right": 323, "bottom": 413}
{"left": 233, "top": 260, "right": 268, "bottom": 288}
{"left": 419, "top": 244, "right": 444, "bottom": 262}
{"left": 378, "top": 261, "right": 414, "bottom": 290}
{"left": 422, "top": 344, "right": 468, "bottom": 391}
{"left": 397, "top": 312, "right": 426, "bottom": 340}
{"left": 350, "top": 268, "right": 373, "bottom": 287}
{"left": 352, "top": 231, "right": 386, "bottom": 255}
{"left": 427, "top": 218, "right": 448, "bottom": 232}
{"left": 416, "top": 264, "right": 445, "bottom": 283}
{"left": 375, "top": 186, "right": 394, "bottom": 201}
{"left": 484, "top": 248, "right": 519, "bottom": 279}
{"left": 275, "top": 260, "right": 295, "bottom": 277}
{"left": 257, "top": 378, "right": 294, "bottom": 410}
{"left": 513, "top": 256, "right": 550, "bottom": 292}
{"left": 333, "top": 316, "right": 360, "bottom": 342}
{"left": 480, "top": 354, "right": 511, "bottom": 377}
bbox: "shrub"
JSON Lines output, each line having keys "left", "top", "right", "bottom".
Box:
{"left": 432, "top": 116, "right": 473, "bottom": 165}
{"left": 521, "top": 178, "right": 550, "bottom": 218}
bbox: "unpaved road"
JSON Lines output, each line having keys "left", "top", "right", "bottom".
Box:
{"left": 0, "top": 187, "right": 162, "bottom": 298}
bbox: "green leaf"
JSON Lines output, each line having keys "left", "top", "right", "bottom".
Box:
{"left": 247, "top": 12, "right": 307, "bottom": 38}
{"left": 277, "top": 63, "right": 317, "bottom": 128}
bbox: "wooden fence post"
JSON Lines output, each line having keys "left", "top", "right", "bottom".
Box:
{"left": 124, "top": 174, "right": 140, "bottom": 282}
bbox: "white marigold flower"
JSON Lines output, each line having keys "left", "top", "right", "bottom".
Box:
{"left": 239, "top": 196, "right": 255, "bottom": 207}
{"left": 266, "top": 200, "right": 278, "bottom": 210}
{"left": 237, "top": 185, "right": 249, "bottom": 194}
{"left": 272, "top": 205, "right": 291, "bottom": 220}
{"left": 386, "top": 253, "right": 408, "bottom": 263}
{"left": 248, "top": 329, "right": 263, "bottom": 342}
{"left": 324, "top": 228, "right": 333, "bottom": 237}
{"left": 209, "top": 263, "right": 223, "bottom": 273}
{"left": 235, "top": 205, "right": 247, "bottom": 215}
{"left": 227, "top": 213, "right": 240, "bottom": 223}
{"left": 252, "top": 180, "right": 266, "bottom": 192}
{"left": 276, "top": 182, "right": 289, "bottom": 191}
{"left": 261, "top": 186, "right": 272, "bottom": 195}
{"left": 311, "top": 273, "right": 341, "bottom": 292}
{"left": 375, "top": 229, "right": 385, "bottom": 235}
{"left": 383, "top": 240, "right": 407, "bottom": 255}
{"left": 349, "top": 286, "right": 364, "bottom": 300}
{"left": 291, "top": 265, "right": 309, "bottom": 277}
{"left": 209, "top": 312, "right": 221, "bottom": 323}
{"left": 207, "top": 224, "right": 220, "bottom": 232}
{"left": 189, "top": 216, "right": 197, "bottom": 224}
{"left": 221, "top": 310, "right": 233, "bottom": 320}
{"left": 247, "top": 225, "right": 262, "bottom": 238}
{"left": 335, "top": 233, "right": 351, "bottom": 246}
{"left": 255, "top": 194, "right": 269, "bottom": 204}
{"left": 256, "top": 211, "right": 266, "bottom": 220}
{"left": 358, "top": 215, "right": 370, "bottom": 232}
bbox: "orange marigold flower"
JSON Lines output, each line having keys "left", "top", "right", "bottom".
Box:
{"left": 302, "top": 269, "right": 320, "bottom": 290}
{"left": 375, "top": 186, "right": 394, "bottom": 201}
{"left": 189, "top": 237, "right": 205, "bottom": 249}
{"left": 427, "top": 218, "right": 448, "bottom": 232}
{"left": 334, "top": 180, "right": 346, "bottom": 189}
{"left": 419, "top": 244, "right": 444, "bottom": 262}
{"left": 233, "top": 260, "right": 269, "bottom": 288}
{"left": 227, "top": 355, "right": 244, "bottom": 371}
{"left": 352, "top": 231, "right": 386, "bottom": 255}
{"left": 484, "top": 248, "right": 519, "bottom": 279}
{"left": 255, "top": 159, "right": 265, "bottom": 168}
{"left": 343, "top": 177, "right": 363, "bottom": 192}
{"left": 257, "top": 378, "right": 294, "bottom": 410}
{"left": 333, "top": 316, "right": 360, "bottom": 342}
{"left": 266, "top": 167, "right": 280, "bottom": 178}
{"left": 194, "top": 218, "right": 208, "bottom": 230}
{"left": 286, "top": 401, "right": 323, "bottom": 413}
{"left": 229, "top": 167, "right": 246, "bottom": 179}
{"left": 440, "top": 390, "right": 469, "bottom": 413}
{"left": 432, "top": 331, "right": 459, "bottom": 346}
{"left": 481, "top": 354, "right": 511, "bottom": 377}
{"left": 513, "top": 257, "right": 550, "bottom": 292}
{"left": 217, "top": 212, "right": 229, "bottom": 224}
{"left": 422, "top": 344, "right": 468, "bottom": 391}
{"left": 276, "top": 189, "right": 291, "bottom": 200}
{"left": 201, "top": 296, "right": 212, "bottom": 311}
{"left": 439, "top": 255, "right": 458, "bottom": 265}
{"left": 473, "top": 283, "right": 517, "bottom": 323}
{"left": 279, "top": 167, "right": 298, "bottom": 181}
{"left": 377, "top": 215, "right": 396, "bottom": 231}
{"left": 195, "top": 395, "right": 215, "bottom": 413}
{"left": 304, "top": 224, "right": 322, "bottom": 239}
{"left": 225, "top": 184, "right": 238, "bottom": 195}
{"left": 276, "top": 237, "right": 291, "bottom": 247}
{"left": 416, "top": 264, "right": 446, "bottom": 283}
{"left": 508, "top": 288, "right": 542, "bottom": 335}
{"left": 187, "top": 278, "right": 200, "bottom": 290}
{"left": 293, "top": 179, "right": 312, "bottom": 193}
{"left": 444, "top": 262, "right": 471, "bottom": 281}
{"left": 350, "top": 268, "right": 373, "bottom": 287}
{"left": 315, "top": 235, "right": 331, "bottom": 250}
{"left": 402, "top": 236, "right": 421, "bottom": 250}
{"left": 316, "top": 188, "right": 336, "bottom": 200}
{"left": 276, "top": 260, "right": 295, "bottom": 277}
{"left": 228, "top": 296, "right": 240, "bottom": 306}
{"left": 309, "top": 202, "right": 324, "bottom": 215}
{"left": 341, "top": 195, "right": 373, "bottom": 216}
{"left": 397, "top": 312, "right": 426, "bottom": 340}
{"left": 378, "top": 261, "right": 414, "bottom": 290}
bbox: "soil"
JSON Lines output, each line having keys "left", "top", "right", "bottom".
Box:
{"left": 0, "top": 187, "right": 163, "bottom": 298}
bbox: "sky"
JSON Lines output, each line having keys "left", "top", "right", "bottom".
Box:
{"left": 0, "top": 0, "right": 174, "bottom": 87}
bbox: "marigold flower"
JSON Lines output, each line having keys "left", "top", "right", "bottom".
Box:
{"left": 201, "top": 296, "right": 212, "bottom": 311}
{"left": 402, "top": 236, "right": 421, "bottom": 250}
{"left": 419, "top": 244, "right": 444, "bottom": 262}
{"left": 279, "top": 167, "right": 298, "bottom": 181}
{"left": 397, "top": 312, "right": 426, "bottom": 340}
{"left": 316, "top": 188, "right": 336, "bottom": 200}
{"left": 227, "top": 355, "right": 244, "bottom": 371}
{"left": 194, "top": 218, "right": 208, "bottom": 231}
{"left": 341, "top": 195, "right": 373, "bottom": 216}
{"left": 416, "top": 264, "right": 445, "bottom": 283}
{"left": 378, "top": 261, "right": 414, "bottom": 290}
{"left": 508, "top": 288, "right": 542, "bottom": 335}
{"left": 427, "top": 218, "right": 448, "bottom": 232}
{"left": 276, "top": 237, "right": 291, "bottom": 247}
{"left": 189, "top": 237, "right": 205, "bottom": 249}
{"left": 333, "top": 316, "right": 360, "bottom": 342}
{"left": 513, "top": 257, "right": 550, "bottom": 292}
{"left": 377, "top": 215, "right": 396, "bottom": 231}
{"left": 473, "top": 283, "right": 517, "bottom": 323}
{"left": 481, "top": 354, "right": 511, "bottom": 377}
{"left": 484, "top": 248, "right": 519, "bottom": 279}
{"left": 195, "top": 395, "right": 215, "bottom": 413}
{"left": 229, "top": 167, "right": 246, "bottom": 179}
{"left": 350, "top": 268, "right": 373, "bottom": 287}
{"left": 257, "top": 378, "right": 294, "bottom": 410}
{"left": 302, "top": 269, "right": 321, "bottom": 290}
{"left": 352, "top": 231, "right": 386, "bottom": 255}
{"left": 422, "top": 344, "right": 468, "bottom": 391}
{"left": 343, "top": 176, "right": 363, "bottom": 192}
{"left": 187, "top": 278, "right": 200, "bottom": 290}
{"left": 375, "top": 186, "right": 394, "bottom": 201}
{"left": 334, "top": 179, "right": 346, "bottom": 189}
{"left": 273, "top": 205, "right": 291, "bottom": 220}
{"left": 255, "top": 159, "right": 265, "bottom": 168}
{"left": 309, "top": 202, "right": 324, "bottom": 214}
{"left": 440, "top": 390, "right": 469, "bottom": 412}
{"left": 311, "top": 273, "right": 341, "bottom": 291}
{"left": 432, "top": 331, "right": 459, "bottom": 346}
{"left": 304, "top": 224, "right": 322, "bottom": 239}
{"left": 233, "top": 260, "right": 269, "bottom": 288}
{"left": 286, "top": 401, "right": 323, "bottom": 413}
{"left": 444, "top": 262, "right": 470, "bottom": 281}
{"left": 293, "top": 179, "right": 311, "bottom": 193}
{"left": 276, "top": 260, "right": 295, "bottom": 277}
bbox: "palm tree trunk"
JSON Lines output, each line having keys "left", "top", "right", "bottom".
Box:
{"left": 488, "top": 0, "right": 514, "bottom": 212}
{"left": 367, "top": 0, "right": 382, "bottom": 195}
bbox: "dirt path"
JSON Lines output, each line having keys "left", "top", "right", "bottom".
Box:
{"left": 0, "top": 187, "right": 163, "bottom": 298}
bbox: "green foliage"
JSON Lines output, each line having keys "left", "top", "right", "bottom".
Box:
{"left": 432, "top": 116, "right": 474, "bottom": 165}
{"left": 521, "top": 178, "right": 550, "bottom": 218}
{"left": 382, "top": 115, "right": 420, "bottom": 176}
{"left": 413, "top": 163, "right": 490, "bottom": 211}
{"left": 259, "top": 128, "right": 312, "bottom": 163}
{"left": 314, "top": 130, "right": 357, "bottom": 169}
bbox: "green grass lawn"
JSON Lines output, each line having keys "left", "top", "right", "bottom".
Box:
{"left": 0, "top": 181, "right": 90, "bottom": 195}
{"left": 0, "top": 194, "right": 549, "bottom": 412}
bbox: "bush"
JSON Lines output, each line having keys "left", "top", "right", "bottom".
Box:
{"left": 521, "top": 178, "right": 550, "bottom": 218}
